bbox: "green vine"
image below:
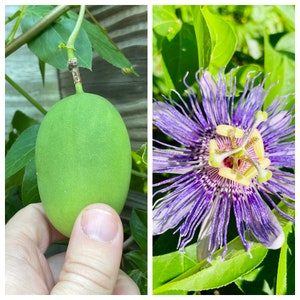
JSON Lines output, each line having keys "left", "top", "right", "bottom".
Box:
{"left": 5, "top": 74, "right": 47, "bottom": 115}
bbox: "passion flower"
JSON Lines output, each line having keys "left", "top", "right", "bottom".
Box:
{"left": 153, "top": 69, "right": 294, "bottom": 260}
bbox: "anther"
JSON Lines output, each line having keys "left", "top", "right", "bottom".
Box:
{"left": 248, "top": 129, "right": 265, "bottom": 158}
{"left": 216, "top": 125, "right": 245, "bottom": 138}
{"left": 243, "top": 111, "right": 268, "bottom": 146}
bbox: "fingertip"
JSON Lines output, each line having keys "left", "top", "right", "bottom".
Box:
{"left": 80, "top": 203, "right": 122, "bottom": 243}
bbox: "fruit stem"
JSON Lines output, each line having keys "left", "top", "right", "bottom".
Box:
{"left": 5, "top": 74, "right": 47, "bottom": 115}
{"left": 66, "top": 5, "right": 86, "bottom": 94}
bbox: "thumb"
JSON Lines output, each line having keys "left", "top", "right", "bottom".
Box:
{"left": 51, "top": 203, "right": 123, "bottom": 295}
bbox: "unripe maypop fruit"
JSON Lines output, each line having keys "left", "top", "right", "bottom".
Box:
{"left": 35, "top": 93, "right": 132, "bottom": 237}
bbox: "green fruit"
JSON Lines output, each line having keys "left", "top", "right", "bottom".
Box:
{"left": 35, "top": 92, "right": 132, "bottom": 237}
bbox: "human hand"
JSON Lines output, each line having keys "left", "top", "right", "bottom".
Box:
{"left": 5, "top": 203, "right": 140, "bottom": 295}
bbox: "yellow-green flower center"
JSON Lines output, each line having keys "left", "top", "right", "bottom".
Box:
{"left": 209, "top": 111, "right": 272, "bottom": 186}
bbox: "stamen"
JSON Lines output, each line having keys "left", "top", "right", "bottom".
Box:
{"left": 247, "top": 129, "right": 265, "bottom": 158}
{"left": 216, "top": 125, "right": 245, "bottom": 138}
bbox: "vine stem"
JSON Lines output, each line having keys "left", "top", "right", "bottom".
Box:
{"left": 5, "top": 74, "right": 47, "bottom": 115}
{"left": 66, "top": 5, "right": 86, "bottom": 94}
{"left": 5, "top": 5, "right": 72, "bottom": 57}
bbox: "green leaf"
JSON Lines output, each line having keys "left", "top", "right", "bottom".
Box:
{"left": 124, "top": 250, "right": 147, "bottom": 273}
{"left": 21, "top": 6, "right": 92, "bottom": 70}
{"left": 5, "top": 124, "right": 39, "bottom": 179}
{"left": 235, "top": 266, "right": 265, "bottom": 294}
{"left": 129, "top": 209, "right": 147, "bottom": 251}
{"left": 6, "top": 110, "right": 39, "bottom": 153}
{"left": 191, "top": 6, "right": 211, "bottom": 69}
{"left": 11, "top": 110, "right": 39, "bottom": 133}
{"left": 276, "top": 222, "right": 295, "bottom": 295}
{"left": 153, "top": 237, "right": 268, "bottom": 294}
{"left": 274, "top": 5, "right": 295, "bottom": 30}
{"left": 275, "top": 32, "right": 295, "bottom": 55}
{"left": 5, "top": 184, "right": 23, "bottom": 223}
{"left": 21, "top": 158, "right": 40, "bottom": 206}
{"left": 153, "top": 45, "right": 176, "bottom": 96}
{"left": 131, "top": 144, "right": 147, "bottom": 193}
{"left": 264, "top": 32, "right": 295, "bottom": 109}
{"left": 153, "top": 5, "right": 182, "bottom": 41}
{"left": 128, "top": 269, "right": 147, "bottom": 295}
{"left": 153, "top": 243, "right": 197, "bottom": 290}
{"left": 161, "top": 22, "right": 198, "bottom": 94}
{"left": 202, "top": 6, "right": 237, "bottom": 74}
{"left": 270, "top": 199, "right": 295, "bottom": 294}
{"left": 76, "top": 12, "right": 134, "bottom": 72}
{"left": 234, "top": 247, "right": 281, "bottom": 295}
{"left": 38, "top": 58, "right": 46, "bottom": 85}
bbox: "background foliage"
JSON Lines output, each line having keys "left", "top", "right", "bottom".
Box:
{"left": 153, "top": 5, "right": 295, "bottom": 295}
{"left": 5, "top": 5, "right": 147, "bottom": 294}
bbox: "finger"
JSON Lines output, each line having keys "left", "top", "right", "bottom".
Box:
{"left": 113, "top": 270, "right": 140, "bottom": 295}
{"left": 6, "top": 203, "right": 65, "bottom": 253}
{"left": 51, "top": 203, "right": 123, "bottom": 295}
{"left": 5, "top": 203, "right": 65, "bottom": 294}
{"left": 48, "top": 254, "right": 140, "bottom": 295}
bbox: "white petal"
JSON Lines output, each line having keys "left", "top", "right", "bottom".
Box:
{"left": 260, "top": 201, "right": 284, "bottom": 249}
{"left": 267, "top": 230, "right": 285, "bottom": 249}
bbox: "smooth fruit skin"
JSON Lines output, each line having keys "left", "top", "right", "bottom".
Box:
{"left": 35, "top": 93, "right": 132, "bottom": 237}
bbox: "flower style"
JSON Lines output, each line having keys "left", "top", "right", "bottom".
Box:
{"left": 153, "top": 69, "right": 295, "bottom": 261}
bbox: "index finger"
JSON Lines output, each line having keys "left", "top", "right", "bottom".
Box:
{"left": 5, "top": 203, "right": 65, "bottom": 253}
